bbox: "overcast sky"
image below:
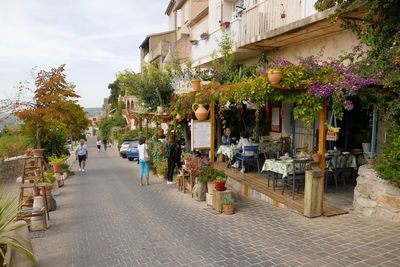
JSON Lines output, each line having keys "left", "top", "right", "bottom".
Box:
{"left": 0, "top": 0, "right": 168, "bottom": 108}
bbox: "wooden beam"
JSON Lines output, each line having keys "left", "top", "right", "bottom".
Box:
{"left": 217, "top": 111, "right": 222, "bottom": 146}
{"left": 210, "top": 101, "right": 216, "bottom": 168}
{"left": 318, "top": 100, "right": 328, "bottom": 213}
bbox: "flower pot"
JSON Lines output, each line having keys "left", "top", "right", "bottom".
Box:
{"left": 176, "top": 113, "right": 183, "bottom": 122}
{"left": 215, "top": 181, "right": 226, "bottom": 191}
{"left": 150, "top": 168, "right": 156, "bottom": 175}
{"left": 45, "top": 185, "right": 53, "bottom": 196}
{"left": 223, "top": 204, "right": 235, "bottom": 215}
{"left": 57, "top": 179, "right": 64, "bottom": 188}
{"left": 32, "top": 149, "right": 45, "bottom": 157}
{"left": 367, "top": 158, "right": 375, "bottom": 166}
{"left": 311, "top": 153, "right": 322, "bottom": 163}
{"left": 157, "top": 106, "right": 164, "bottom": 115}
{"left": 53, "top": 164, "right": 61, "bottom": 173}
{"left": 191, "top": 79, "right": 201, "bottom": 91}
{"left": 29, "top": 160, "right": 36, "bottom": 167}
{"left": 24, "top": 150, "right": 32, "bottom": 158}
{"left": 218, "top": 154, "right": 225, "bottom": 162}
{"left": 207, "top": 181, "right": 215, "bottom": 194}
{"left": 192, "top": 103, "right": 210, "bottom": 121}
{"left": 157, "top": 173, "right": 166, "bottom": 180}
{"left": 267, "top": 69, "right": 282, "bottom": 85}
{"left": 33, "top": 185, "right": 41, "bottom": 196}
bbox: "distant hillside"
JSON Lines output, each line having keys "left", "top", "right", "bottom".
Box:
{"left": 0, "top": 115, "right": 20, "bottom": 130}
{"left": 85, "top": 108, "right": 102, "bottom": 118}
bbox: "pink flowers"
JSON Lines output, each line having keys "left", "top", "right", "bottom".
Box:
{"left": 343, "top": 100, "right": 354, "bottom": 111}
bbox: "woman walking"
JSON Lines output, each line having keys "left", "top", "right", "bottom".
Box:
{"left": 166, "top": 135, "right": 178, "bottom": 184}
{"left": 96, "top": 138, "right": 101, "bottom": 152}
{"left": 138, "top": 136, "right": 150, "bottom": 186}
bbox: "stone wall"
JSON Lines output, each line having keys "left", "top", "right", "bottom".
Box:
{"left": 353, "top": 165, "right": 400, "bottom": 222}
{"left": 0, "top": 157, "right": 24, "bottom": 192}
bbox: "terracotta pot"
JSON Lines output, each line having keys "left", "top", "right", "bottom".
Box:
{"left": 45, "top": 185, "right": 53, "bottom": 196}
{"left": 33, "top": 185, "right": 41, "bottom": 196}
{"left": 176, "top": 113, "right": 183, "bottom": 122}
{"left": 32, "top": 149, "right": 45, "bottom": 157}
{"left": 150, "top": 168, "right": 156, "bottom": 175}
{"left": 218, "top": 154, "right": 225, "bottom": 162}
{"left": 192, "top": 103, "right": 210, "bottom": 121}
{"left": 29, "top": 160, "right": 36, "bottom": 167}
{"left": 207, "top": 181, "right": 215, "bottom": 194}
{"left": 215, "top": 181, "right": 226, "bottom": 191}
{"left": 267, "top": 69, "right": 282, "bottom": 85}
{"left": 223, "top": 204, "right": 235, "bottom": 215}
{"left": 191, "top": 79, "right": 201, "bottom": 91}
{"left": 367, "top": 158, "right": 375, "bottom": 166}
{"left": 53, "top": 164, "right": 61, "bottom": 173}
{"left": 24, "top": 150, "right": 32, "bottom": 158}
{"left": 157, "top": 106, "right": 164, "bottom": 115}
{"left": 312, "top": 153, "right": 322, "bottom": 163}
{"left": 57, "top": 179, "right": 64, "bottom": 188}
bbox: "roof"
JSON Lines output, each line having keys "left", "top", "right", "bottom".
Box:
{"left": 188, "top": 7, "right": 209, "bottom": 27}
{"left": 139, "top": 30, "right": 176, "bottom": 48}
{"left": 165, "top": 0, "right": 175, "bottom": 15}
{"left": 173, "top": 0, "right": 187, "bottom": 11}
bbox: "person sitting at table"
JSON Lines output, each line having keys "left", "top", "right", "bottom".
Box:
{"left": 221, "top": 128, "right": 237, "bottom": 146}
{"left": 232, "top": 130, "right": 254, "bottom": 172}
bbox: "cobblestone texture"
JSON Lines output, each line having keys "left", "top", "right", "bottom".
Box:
{"left": 32, "top": 138, "right": 400, "bottom": 267}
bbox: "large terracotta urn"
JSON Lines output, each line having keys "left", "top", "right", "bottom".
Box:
{"left": 191, "top": 79, "right": 201, "bottom": 91}
{"left": 192, "top": 103, "right": 210, "bottom": 121}
{"left": 267, "top": 69, "right": 282, "bottom": 85}
{"left": 176, "top": 113, "right": 183, "bottom": 122}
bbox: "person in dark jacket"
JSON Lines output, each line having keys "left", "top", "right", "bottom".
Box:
{"left": 102, "top": 138, "right": 107, "bottom": 151}
{"left": 166, "top": 135, "right": 178, "bottom": 184}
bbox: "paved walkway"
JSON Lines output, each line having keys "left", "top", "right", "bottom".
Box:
{"left": 32, "top": 138, "right": 400, "bottom": 267}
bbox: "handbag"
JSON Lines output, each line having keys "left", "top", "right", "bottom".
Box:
{"left": 143, "top": 145, "right": 151, "bottom": 162}
{"left": 326, "top": 110, "right": 340, "bottom": 141}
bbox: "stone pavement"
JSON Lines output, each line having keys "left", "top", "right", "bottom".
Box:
{"left": 32, "top": 138, "right": 400, "bottom": 267}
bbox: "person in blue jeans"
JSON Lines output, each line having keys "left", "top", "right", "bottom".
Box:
{"left": 138, "top": 136, "right": 150, "bottom": 186}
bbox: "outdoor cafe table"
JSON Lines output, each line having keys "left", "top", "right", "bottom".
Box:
{"left": 262, "top": 158, "right": 308, "bottom": 178}
{"left": 327, "top": 154, "right": 358, "bottom": 171}
{"left": 259, "top": 141, "right": 282, "bottom": 154}
{"left": 216, "top": 145, "right": 239, "bottom": 160}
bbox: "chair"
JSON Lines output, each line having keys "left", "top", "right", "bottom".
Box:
{"left": 329, "top": 154, "right": 351, "bottom": 192}
{"left": 267, "top": 171, "right": 282, "bottom": 191}
{"left": 282, "top": 159, "right": 308, "bottom": 199}
{"left": 235, "top": 146, "right": 261, "bottom": 174}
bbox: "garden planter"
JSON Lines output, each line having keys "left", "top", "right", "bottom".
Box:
{"left": 207, "top": 181, "right": 215, "bottom": 194}
{"left": 32, "top": 149, "right": 45, "bottom": 157}
{"left": 44, "top": 185, "right": 52, "bottom": 196}
{"left": 150, "top": 168, "right": 156, "bottom": 175}
{"left": 192, "top": 103, "right": 210, "bottom": 121}
{"left": 191, "top": 79, "right": 201, "bottom": 91}
{"left": 33, "top": 196, "right": 44, "bottom": 211}
{"left": 215, "top": 181, "right": 226, "bottom": 191}
{"left": 222, "top": 204, "right": 235, "bottom": 215}
{"left": 53, "top": 164, "right": 61, "bottom": 173}
{"left": 267, "top": 69, "right": 282, "bottom": 85}
{"left": 311, "top": 153, "right": 322, "bottom": 163}
{"left": 29, "top": 160, "right": 36, "bottom": 167}
{"left": 176, "top": 113, "right": 183, "bottom": 122}
{"left": 33, "top": 185, "right": 41, "bottom": 197}
{"left": 23, "top": 150, "right": 32, "bottom": 158}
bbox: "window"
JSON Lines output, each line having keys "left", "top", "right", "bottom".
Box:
{"left": 177, "top": 9, "right": 182, "bottom": 28}
{"left": 184, "top": 4, "right": 189, "bottom": 23}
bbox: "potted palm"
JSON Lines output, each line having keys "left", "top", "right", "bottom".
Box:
{"left": 0, "top": 190, "right": 36, "bottom": 266}
{"left": 221, "top": 198, "right": 235, "bottom": 215}
{"left": 32, "top": 148, "right": 45, "bottom": 157}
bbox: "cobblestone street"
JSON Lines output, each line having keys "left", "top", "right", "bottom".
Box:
{"left": 32, "top": 139, "right": 400, "bottom": 267}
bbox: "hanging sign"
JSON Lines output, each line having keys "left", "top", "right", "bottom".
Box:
{"left": 191, "top": 120, "right": 211, "bottom": 150}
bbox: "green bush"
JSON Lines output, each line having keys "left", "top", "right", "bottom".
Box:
{"left": 375, "top": 125, "right": 400, "bottom": 187}
{"left": 221, "top": 198, "right": 234, "bottom": 205}
{"left": 199, "top": 167, "right": 227, "bottom": 183}
{"left": 0, "top": 135, "right": 30, "bottom": 158}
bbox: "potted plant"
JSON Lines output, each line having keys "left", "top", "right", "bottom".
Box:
{"left": 23, "top": 149, "right": 32, "bottom": 158}
{"left": 199, "top": 167, "right": 226, "bottom": 194}
{"left": 44, "top": 172, "right": 57, "bottom": 195}
{"left": 215, "top": 176, "right": 227, "bottom": 191}
{"left": 367, "top": 156, "right": 376, "bottom": 166}
{"left": 32, "top": 148, "right": 45, "bottom": 157}
{"left": 221, "top": 198, "right": 234, "bottom": 215}
{"left": 156, "top": 161, "right": 168, "bottom": 179}
{"left": 360, "top": 129, "right": 372, "bottom": 153}
{"left": 0, "top": 190, "right": 36, "bottom": 266}
{"left": 267, "top": 69, "right": 282, "bottom": 85}
{"left": 182, "top": 152, "right": 195, "bottom": 166}
{"left": 49, "top": 156, "right": 67, "bottom": 173}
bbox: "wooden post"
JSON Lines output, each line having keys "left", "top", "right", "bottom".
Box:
{"left": 210, "top": 101, "right": 216, "bottom": 168}
{"left": 304, "top": 170, "right": 323, "bottom": 217}
{"left": 217, "top": 109, "right": 222, "bottom": 146}
{"left": 318, "top": 99, "right": 328, "bottom": 212}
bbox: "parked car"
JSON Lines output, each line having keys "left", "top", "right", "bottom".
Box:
{"left": 120, "top": 139, "right": 139, "bottom": 158}
{"left": 126, "top": 144, "right": 139, "bottom": 161}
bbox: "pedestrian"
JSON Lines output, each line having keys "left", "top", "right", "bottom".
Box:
{"left": 76, "top": 139, "right": 88, "bottom": 172}
{"left": 96, "top": 138, "right": 101, "bottom": 152}
{"left": 138, "top": 136, "right": 150, "bottom": 186}
{"left": 102, "top": 138, "right": 107, "bottom": 151}
{"left": 166, "top": 135, "right": 178, "bottom": 184}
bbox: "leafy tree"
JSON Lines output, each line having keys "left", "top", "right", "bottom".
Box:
{"left": 108, "top": 79, "right": 122, "bottom": 109}
{"left": 98, "top": 113, "right": 126, "bottom": 140}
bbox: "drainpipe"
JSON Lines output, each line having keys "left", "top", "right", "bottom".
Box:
{"left": 371, "top": 108, "right": 379, "bottom": 156}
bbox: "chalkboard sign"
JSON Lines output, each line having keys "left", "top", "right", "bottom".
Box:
{"left": 191, "top": 120, "right": 211, "bottom": 150}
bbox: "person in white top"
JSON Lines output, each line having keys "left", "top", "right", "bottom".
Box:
{"left": 138, "top": 136, "right": 150, "bottom": 186}
{"left": 96, "top": 138, "right": 101, "bottom": 152}
{"left": 75, "top": 139, "right": 88, "bottom": 172}
{"left": 235, "top": 130, "right": 254, "bottom": 173}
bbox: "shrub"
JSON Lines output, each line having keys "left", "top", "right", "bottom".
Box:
{"left": 199, "top": 167, "right": 227, "bottom": 183}
{"left": 221, "top": 197, "right": 234, "bottom": 205}
{"left": 0, "top": 135, "right": 30, "bottom": 158}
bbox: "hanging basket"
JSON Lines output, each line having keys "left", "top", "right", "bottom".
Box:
{"left": 326, "top": 111, "right": 340, "bottom": 141}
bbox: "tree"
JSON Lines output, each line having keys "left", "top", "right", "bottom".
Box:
{"left": 0, "top": 64, "right": 88, "bottom": 153}
{"left": 108, "top": 79, "right": 122, "bottom": 109}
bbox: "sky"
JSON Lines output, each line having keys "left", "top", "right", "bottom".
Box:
{"left": 0, "top": 0, "right": 168, "bottom": 108}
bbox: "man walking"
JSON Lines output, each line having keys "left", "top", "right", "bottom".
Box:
{"left": 76, "top": 139, "right": 88, "bottom": 172}
{"left": 102, "top": 138, "right": 107, "bottom": 151}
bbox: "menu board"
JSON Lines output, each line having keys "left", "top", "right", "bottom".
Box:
{"left": 191, "top": 120, "right": 211, "bottom": 150}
